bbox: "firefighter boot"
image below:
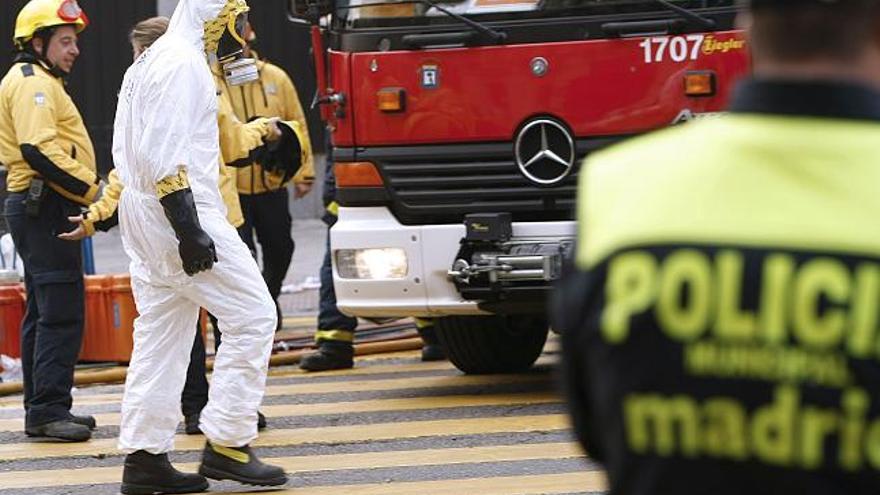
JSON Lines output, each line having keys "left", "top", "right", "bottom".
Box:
{"left": 299, "top": 339, "right": 354, "bottom": 372}
{"left": 120, "top": 450, "right": 208, "bottom": 495}
{"left": 25, "top": 419, "right": 91, "bottom": 442}
{"left": 70, "top": 413, "right": 97, "bottom": 430}
{"left": 198, "top": 442, "right": 287, "bottom": 487}
{"left": 416, "top": 319, "right": 447, "bottom": 362}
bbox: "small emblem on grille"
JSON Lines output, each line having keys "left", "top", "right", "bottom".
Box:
{"left": 514, "top": 119, "right": 575, "bottom": 186}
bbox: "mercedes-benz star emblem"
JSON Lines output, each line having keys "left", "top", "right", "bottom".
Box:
{"left": 514, "top": 119, "right": 575, "bottom": 186}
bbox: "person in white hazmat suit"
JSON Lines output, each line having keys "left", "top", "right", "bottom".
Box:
{"left": 112, "top": 0, "right": 288, "bottom": 493}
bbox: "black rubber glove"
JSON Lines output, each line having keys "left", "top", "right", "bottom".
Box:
{"left": 159, "top": 188, "right": 217, "bottom": 276}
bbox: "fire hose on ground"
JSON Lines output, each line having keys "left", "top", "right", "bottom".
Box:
{"left": 0, "top": 321, "right": 424, "bottom": 397}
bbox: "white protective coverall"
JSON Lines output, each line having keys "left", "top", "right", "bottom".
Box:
{"left": 114, "top": 0, "right": 276, "bottom": 453}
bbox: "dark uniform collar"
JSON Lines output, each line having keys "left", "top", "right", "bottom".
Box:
{"left": 12, "top": 51, "right": 69, "bottom": 83}
{"left": 730, "top": 78, "right": 880, "bottom": 122}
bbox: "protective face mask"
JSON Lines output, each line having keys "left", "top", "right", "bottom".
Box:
{"left": 223, "top": 55, "right": 259, "bottom": 86}
{"left": 220, "top": 12, "right": 258, "bottom": 85}
{"left": 207, "top": 1, "right": 259, "bottom": 86}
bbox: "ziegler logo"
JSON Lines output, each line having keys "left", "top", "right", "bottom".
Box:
{"left": 701, "top": 35, "right": 747, "bottom": 55}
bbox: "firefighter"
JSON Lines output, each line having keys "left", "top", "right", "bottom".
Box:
{"left": 222, "top": 22, "right": 315, "bottom": 332}
{"left": 297, "top": 154, "right": 358, "bottom": 371}
{"left": 0, "top": 0, "right": 99, "bottom": 442}
{"left": 556, "top": 0, "right": 880, "bottom": 493}
{"left": 111, "top": 1, "right": 289, "bottom": 492}
{"left": 299, "top": 140, "right": 445, "bottom": 371}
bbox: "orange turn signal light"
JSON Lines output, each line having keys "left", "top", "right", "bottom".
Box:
{"left": 377, "top": 88, "right": 406, "bottom": 112}
{"left": 685, "top": 71, "right": 716, "bottom": 97}
{"left": 335, "top": 161, "right": 384, "bottom": 187}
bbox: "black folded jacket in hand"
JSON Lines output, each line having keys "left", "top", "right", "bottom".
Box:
{"left": 261, "top": 121, "right": 303, "bottom": 184}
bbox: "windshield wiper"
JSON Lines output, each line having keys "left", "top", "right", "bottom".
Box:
{"left": 651, "top": 0, "right": 715, "bottom": 29}
{"left": 338, "top": 0, "right": 506, "bottom": 43}
{"left": 416, "top": 0, "right": 507, "bottom": 42}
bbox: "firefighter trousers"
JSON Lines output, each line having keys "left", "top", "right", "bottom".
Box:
{"left": 5, "top": 190, "right": 85, "bottom": 428}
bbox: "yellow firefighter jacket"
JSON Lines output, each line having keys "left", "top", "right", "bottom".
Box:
{"left": 216, "top": 60, "right": 314, "bottom": 194}
{"left": 0, "top": 58, "right": 100, "bottom": 205}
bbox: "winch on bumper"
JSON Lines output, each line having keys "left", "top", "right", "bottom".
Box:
{"left": 330, "top": 207, "right": 575, "bottom": 317}
{"left": 447, "top": 213, "right": 573, "bottom": 313}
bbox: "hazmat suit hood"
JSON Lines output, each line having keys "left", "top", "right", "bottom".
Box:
{"left": 167, "top": 0, "right": 249, "bottom": 57}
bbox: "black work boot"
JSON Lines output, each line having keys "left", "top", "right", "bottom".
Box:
{"left": 120, "top": 450, "right": 208, "bottom": 495}
{"left": 299, "top": 340, "right": 354, "bottom": 372}
{"left": 417, "top": 324, "right": 447, "bottom": 362}
{"left": 185, "top": 412, "right": 266, "bottom": 435}
{"left": 70, "top": 414, "right": 97, "bottom": 430}
{"left": 25, "top": 419, "right": 91, "bottom": 442}
{"left": 198, "top": 442, "right": 287, "bottom": 487}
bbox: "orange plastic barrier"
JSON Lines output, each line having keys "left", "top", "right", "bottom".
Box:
{"left": 0, "top": 283, "right": 24, "bottom": 358}
{"left": 79, "top": 275, "right": 115, "bottom": 362}
{"left": 80, "top": 274, "right": 143, "bottom": 363}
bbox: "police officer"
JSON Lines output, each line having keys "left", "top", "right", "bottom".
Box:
{"left": 557, "top": 1, "right": 880, "bottom": 493}
{"left": 0, "top": 0, "right": 98, "bottom": 442}
{"left": 223, "top": 23, "right": 315, "bottom": 331}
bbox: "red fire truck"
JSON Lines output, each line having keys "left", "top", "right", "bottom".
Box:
{"left": 290, "top": 0, "right": 750, "bottom": 374}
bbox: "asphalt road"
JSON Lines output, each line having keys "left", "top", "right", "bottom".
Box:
{"left": 0, "top": 337, "right": 604, "bottom": 494}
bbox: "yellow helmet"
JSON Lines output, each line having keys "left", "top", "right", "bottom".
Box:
{"left": 14, "top": 0, "right": 89, "bottom": 49}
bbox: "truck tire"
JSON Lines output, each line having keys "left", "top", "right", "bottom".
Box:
{"left": 434, "top": 315, "right": 549, "bottom": 374}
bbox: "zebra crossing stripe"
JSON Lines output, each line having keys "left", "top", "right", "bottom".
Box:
{"left": 0, "top": 392, "right": 560, "bottom": 432}
{"left": 0, "top": 374, "right": 547, "bottom": 409}
{"left": 0, "top": 442, "right": 587, "bottom": 490}
{"left": 226, "top": 471, "right": 606, "bottom": 495}
{"left": 0, "top": 414, "right": 568, "bottom": 462}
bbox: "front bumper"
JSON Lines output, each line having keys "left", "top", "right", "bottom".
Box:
{"left": 330, "top": 206, "right": 575, "bottom": 318}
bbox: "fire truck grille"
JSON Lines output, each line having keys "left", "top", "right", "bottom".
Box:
{"left": 366, "top": 143, "right": 582, "bottom": 226}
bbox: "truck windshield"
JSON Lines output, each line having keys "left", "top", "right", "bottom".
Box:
{"left": 334, "top": 0, "right": 734, "bottom": 27}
